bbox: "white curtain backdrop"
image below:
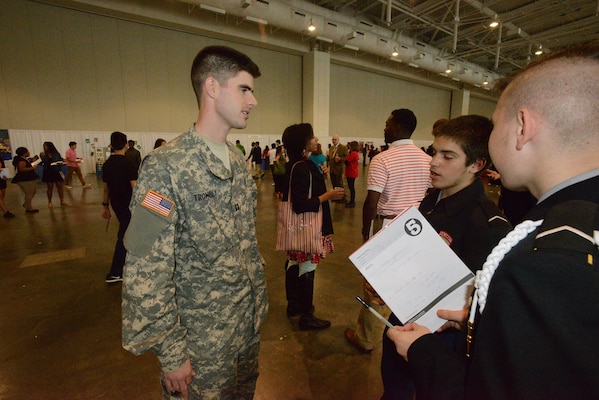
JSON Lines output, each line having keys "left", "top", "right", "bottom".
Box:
{"left": 6, "top": 129, "right": 424, "bottom": 175}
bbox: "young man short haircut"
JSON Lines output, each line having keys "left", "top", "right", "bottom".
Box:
{"left": 380, "top": 115, "right": 512, "bottom": 400}
{"left": 122, "top": 46, "right": 268, "bottom": 400}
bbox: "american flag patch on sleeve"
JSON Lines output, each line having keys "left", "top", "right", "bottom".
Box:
{"left": 141, "top": 190, "right": 175, "bottom": 217}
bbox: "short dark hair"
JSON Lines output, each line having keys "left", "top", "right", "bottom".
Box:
{"left": 69, "top": 141, "right": 77, "bottom": 147}
{"left": 432, "top": 115, "right": 493, "bottom": 176}
{"left": 110, "top": 131, "right": 127, "bottom": 150}
{"left": 282, "top": 123, "right": 314, "bottom": 161}
{"left": 191, "top": 46, "right": 261, "bottom": 106}
{"left": 391, "top": 109, "right": 417, "bottom": 137}
{"left": 15, "top": 147, "right": 28, "bottom": 157}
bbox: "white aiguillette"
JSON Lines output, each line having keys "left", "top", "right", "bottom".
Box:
{"left": 349, "top": 206, "right": 474, "bottom": 332}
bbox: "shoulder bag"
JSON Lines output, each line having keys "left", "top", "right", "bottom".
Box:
{"left": 275, "top": 161, "right": 323, "bottom": 254}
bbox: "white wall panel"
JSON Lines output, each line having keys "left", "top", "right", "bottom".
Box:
{"left": 469, "top": 96, "right": 497, "bottom": 119}
{"left": 330, "top": 64, "right": 451, "bottom": 142}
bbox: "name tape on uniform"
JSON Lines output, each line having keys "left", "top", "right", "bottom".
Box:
{"left": 142, "top": 190, "right": 175, "bottom": 217}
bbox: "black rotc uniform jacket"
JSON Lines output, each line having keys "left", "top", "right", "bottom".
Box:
{"left": 408, "top": 174, "right": 599, "bottom": 400}
{"left": 419, "top": 179, "right": 512, "bottom": 273}
{"left": 381, "top": 179, "right": 512, "bottom": 397}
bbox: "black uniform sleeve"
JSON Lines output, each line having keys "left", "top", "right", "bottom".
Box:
{"left": 408, "top": 334, "right": 468, "bottom": 400}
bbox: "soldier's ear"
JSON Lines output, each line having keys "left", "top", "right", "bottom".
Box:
{"left": 205, "top": 76, "right": 219, "bottom": 99}
{"left": 516, "top": 108, "right": 539, "bottom": 151}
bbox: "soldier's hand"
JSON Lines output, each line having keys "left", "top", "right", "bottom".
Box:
{"left": 435, "top": 308, "right": 468, "bottom": 332}
{"left": 163, "top": 358, "right": 196, "bottom": 399}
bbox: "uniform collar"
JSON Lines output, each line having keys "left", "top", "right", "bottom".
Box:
{"left": 426, "top": 179, "right": 485, "bottom": 217}
{"left": 188, "top": 124, "right": 236, "bottom": 180}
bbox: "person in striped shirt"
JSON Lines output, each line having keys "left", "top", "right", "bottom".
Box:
{"left": 345, "top": 108, "right": 431, "bottom": 353}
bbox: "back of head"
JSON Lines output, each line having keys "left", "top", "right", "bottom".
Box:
{"left": 44, "top": 141, "right": 60, "bottom": 156}
{"left": 191, "top": 46, "right": 261, "bottom": 106}
{"left": 111, "top": 131, "right": 128, "bottom": 151}
{"left": 433, "top": 115, "right": 493, "bottom": 175}
{"left": 496, "top": 41, "right": 599, "bottom": 148}
{"left": 391, "top": 109, "right": 417, "bottom": 137}
{"left": 69, "top": 141, "right": 76, "bottom": 147}
{"left": 282, "top": 123, "right": 313, "bottom": 161}
{"left": 154, "top": 138, "right": 165, "bottom": 149}
{"left": 350, "top": 141, "right": 360, "bottom": 152}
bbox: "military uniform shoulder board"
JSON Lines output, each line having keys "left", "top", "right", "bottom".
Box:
{"left": 534, "top": 200, "right": 599, "bottom": 266}
{"left": 476, "top": 197, "right": 510, "bottom": 226}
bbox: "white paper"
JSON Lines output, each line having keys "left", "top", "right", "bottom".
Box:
{"left": 349, "top": 206, "right": 474, "bottom": 332}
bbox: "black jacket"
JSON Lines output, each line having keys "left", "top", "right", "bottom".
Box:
{"left": 409, "top": 174, "right": 599, "bottom": 400}
{"left": 420, "top": 179, "right": 512, "bottom": 273}
{"left": 283, "top": 159, "right": 333, "bottom": 236}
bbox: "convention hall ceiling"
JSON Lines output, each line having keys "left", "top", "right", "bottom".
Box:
{"left": 314, "top": 0, "right": 599, "bottom": 76}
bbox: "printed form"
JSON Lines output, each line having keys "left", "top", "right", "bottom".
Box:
{"left": 349, "top": 207, "right": 474, "bottom": 332}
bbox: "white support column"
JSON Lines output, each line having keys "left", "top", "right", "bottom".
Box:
{"left": 450, "top": 87, "right": 471, "bottom": 118}
{"left": 303, "top": 49, "right": 330, "bottom": 137}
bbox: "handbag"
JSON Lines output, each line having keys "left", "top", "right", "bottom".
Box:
{"left": 275, "top": 162, "right": 323, "bottom": 254}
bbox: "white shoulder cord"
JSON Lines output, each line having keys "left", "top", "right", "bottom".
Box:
{"left": 466, "top": 219, "right": 543, "bottom": 356}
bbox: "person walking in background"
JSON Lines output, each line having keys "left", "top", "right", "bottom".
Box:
{"left": 153, "top": 138, "right": 167, "bottom": 149}
{"left": 11, "top": 147, "right": 39, "bottom": 214}
{"left": 235, "top": 139, "right": 246, "bottom": 156}
{"left": 344, "top": 141, "right": 360, "bottom": 208}
{"left": 344, "top": 109, "right": 431, "bottom": 354}
{"left": 327, "top": 134, "right": 348, "bottom": 202}
{"left": 309, "top": 141, "right": 327, "bottom": 176}
{"left": 64, "top": 141, "right": 91, "bottom": 189}
{"left": 273, "top": 144, "right": 287, "bottom": 197}
{"left": 101, "top": 131, "right": 137, "bottom": 283}
{"left": 0, "top": 158, "right": 15, "bottom": 218}
{"left": 124, "top": 140, "right": 142, "bottom": 171}
{"left": 40, "top": 141, "right": 68, "bottom": 208}
{"left": 282, "top": 123, "right": 345, "bottom": 331}
{"left": 251, "top": 141, "right": 262, "bottom": 178}
{"left": 122, "top": 46, "right": 268, "bottom": 400}
{"left": 268, "top": 143, "right": 277, "bottom": 180}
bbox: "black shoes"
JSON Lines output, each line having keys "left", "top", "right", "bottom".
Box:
{"left": 3, "top": 211, "right": 15, "bottom": 218}
{"left": 299, "top": 314, "right": 331, "bottom": 330}
{"left": 105, "top": 274, "right": 123, "bottom": 283}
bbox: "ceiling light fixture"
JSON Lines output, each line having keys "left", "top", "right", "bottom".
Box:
{"left": 308, "top": 18, "right": 316, "bottom": 32}
{"left": 535, "top": 44, "right": 543, "bottom": 55}
{"left": 200, "top": 4, "right": 226, "bottom": 15}
{"left": 489, "top": 14, "right": 499, "bottom": 28}
{"left": 316, "top": 36, "right": 333, "bottom": 43}
{"left": 391, "top": 47, "right": 399, "bottom": 57}
{"left": 344, "top": 44, "right": 359, "bottom": 51}
{"left": 246, "top": 16, "right": 268, "bottom": 25}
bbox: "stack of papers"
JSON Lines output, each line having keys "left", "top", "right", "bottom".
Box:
{"left": 349, "top": 207, "right": 474, "bottom": 332}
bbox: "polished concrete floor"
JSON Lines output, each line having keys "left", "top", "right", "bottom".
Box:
{"left": 0, "top": 163, "right": 499, "bottom": 400}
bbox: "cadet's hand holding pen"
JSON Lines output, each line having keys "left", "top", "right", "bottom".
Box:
{"left": 386, "top": 323, "right": 431, "bottom": 361}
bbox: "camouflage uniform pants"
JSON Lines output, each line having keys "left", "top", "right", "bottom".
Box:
{"left": 162, "top": 333, "right": 261, "bottom": 400}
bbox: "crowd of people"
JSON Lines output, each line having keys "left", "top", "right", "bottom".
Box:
{"left": 3, "top": 41, "right": 598, "bottom": 399}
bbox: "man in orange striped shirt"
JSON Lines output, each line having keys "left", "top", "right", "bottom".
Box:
{"left": 345, "top": 108, "right": 431, "bottom": 353}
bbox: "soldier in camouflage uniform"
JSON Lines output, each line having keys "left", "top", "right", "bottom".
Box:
{"left": 122, "top": 46, "right": 268, "bottom": 400}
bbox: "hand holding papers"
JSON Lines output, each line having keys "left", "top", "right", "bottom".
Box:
{"left": 29, "top": 155, "right": 41, "bottom": 168}
{"left": 349, "top": 207, "right": 474, "bottom": 332}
